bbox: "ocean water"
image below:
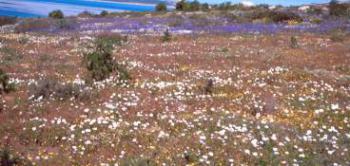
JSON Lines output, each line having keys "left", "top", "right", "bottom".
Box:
{"left": 0, "top": 0, "right": 156, "bottom": 18}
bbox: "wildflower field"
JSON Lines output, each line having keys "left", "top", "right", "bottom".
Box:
{"left": 0, "top": 10, "right": 350, "bottom": 166}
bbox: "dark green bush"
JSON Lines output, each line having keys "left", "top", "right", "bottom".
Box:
{"left": 84, "top": 34, "right": 130, "bottom": 82}
{"left": 116, "top": 64, "right": 131, "bottom": 82}
{"left": 95, "top": 34, "right": 127, "bottom": 53}
{"left": 78, "top": 11, "right": 95, "bottom": 17}
{"left": 329, "top": 0, "right": 349, "bottom": 17}
{"left": 0, "top": 148, "right": 21, "bottom": 166}
{"left": 176, "top": 0, "right": 206, "bottom": 11}
{"left": 204, "top": 79, "right": 214, "bottom": 95}
{"left": 0, "top": 17, "right": 17, "bottom": 26}
{"left": 0, "top": 69, "right": 15, "bottom": 94}
{"left": 307, "top": 7, "right": 324, "bottom": 15}
{"left": 269, "top": 11, "right": 303, "bottom": 23}
{"left": 120, "top": 157, "right": 155, "bottom": 166}
{"left": 100, "top": 10, "right": 109, "bottom": 17}
{"left": 56, "top": 19, "right": 75, "bottom": 29}
{"left": 329, "top": 28, "right": 348, "bottom": 42}
{"left": 290, "top": 36, "right": 298, "bottom": 49}
{"left": 14, "top": 19, "right": 51, "bottom": 33}
{"left": 162, "top": 29, "right": 171, "bottom": 42}
{"left": 85, "top": 51, "right": 115, "bottom": 81}
{"left": 215, "top": 2, "right": 247, "bottom": 11}
{"left": 189, "top": 0, "right": 201, "bottom": 11}
{"left": 29, "top": 78, "right": 94, "bottom": 101}
{"left": 184, "top": 152, "right": 198, "bottom": 164}
{"left": 311, "top": 18, "right": 323, "bottom": 24}
{"left": 176, "top": 0, "right": 190, "bottom": 11}
{"left": 48, "top": 10, "right": 64, "bottom": 19}
{"left": 201, "top": 3, "right": 210, "bottom": 11}
{"left": 0, "top": 47, "right": 23, "bottom": 65}
{"left": 156, "top": 3, "right": 167, "bottom": 12}
{"left": 256, "top": 4, "right": 270, "bottom": 9}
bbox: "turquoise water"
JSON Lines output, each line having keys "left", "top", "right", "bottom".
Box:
{"left": 0, "top": 0, "right": 156, "bottom": 18}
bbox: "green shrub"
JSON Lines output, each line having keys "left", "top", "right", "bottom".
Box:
{"left": 0, "top": 47, "right": 23, "bottom": 65}
{"left": 184, "top": 152, "right": 199, "bottom": 164}
{"left": 162, "top": 29, "right": 171, "bottom": 42}
{"left": 49, "top": 10, "right": 64, "bottom": 19}
{"left": 95, "top": 34, "right": 127, "bottom": 53}
{"left": 0, "top": 148, "right": 22, "bottom": 166}
{"left": 120, "top": 157, "right": 155, "bottom": 166}
{"left": 249, "top": 10, "right": 303, "bottom": 23}
{"left": 329, "top": 0, "right": 349, "bottom": 17}
{"left": 311, "top": 18, "right": 323, "bottom": 24}
{"left": 0, "top": 17, "right": 17, "bottom": 26}
{"left": 78, "top": 11, "right": 95, "bottom": 18}
{"left": 116, "top": 64, "right": 131, "bottom": 82}
{"left": 307, "top": 7, "right": 324, "bottom": 15}
{"left": 84, "top": 34, "right": 130, "bottom": 82}
{"left": 201, "top": 3, "right": 209, "bottom": 11}
{"left": 0, "top": 69, "right": 15, "bottom": 94}
{"left": 85, "top": 51, "right": 115, "bottom": 81}
{"left": 29, "top": 78, "right": 94, "bottom": 101}
{"left": 290, "top": 36, "right": 298, "bottom": 49}
{"left": 204, "top": 79, "right": 214, "bottom": 95}
{"left": 56, "top": 19, "right": 75, "bottom": 29}
{"left": 269, "top": 11, "right": 303, "bottom": 23}
{"left": 330, "top": 28, "right": 348, "bottom": 42}
{"left": 100, "top": 10, "right": 109, "bottom": 17}
{"left": 175, "top": 0, "right": 204, "bottom": 11}
{"left": 176, "top": 0, "right": 190, "bottom": 11}
{"left": 17, "top": 36, "right": 29, "bottom": 44}
{"left": 218, "top": 2, "right": 233, "bottom": 10}
{"left": 189, "top": 0, "right": 201, "bottom": 11}
{"left": 14, "top": 19, "right": 51, "bottom": 33}
{"left": 156, "top": 3, "right": 167, "bottom": 12}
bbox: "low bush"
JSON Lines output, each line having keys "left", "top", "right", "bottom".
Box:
{"left": 17, "top": 36, "right": 29, "bottom": 44}
{"left": 271, "top": 12, "right": 303, "bottom": 23}
{"left": 49, "top": 10, "right": 64, "bottom": 19}
{"left": 120, "top": 157, "right": 155, "bottom": 166}
{"left": 156, "top": 3, "right": 167, "bottom": 12}
{"left": 189, "top": 0, "right": 201, "bottom": 11}
{"left": 84, "top": 34, "right": 130, "bottom": 82}
{"left": 175, "top": 0, "right": 209, "bottom": 11}
{"left": 250, "top": 10, "right": 303, "bottom": 23}
{"left": 290, "top": 36, "right": 298, "bottom": 49}
{"left": 29, "top": 79, "right": 94, "bottom": 101}
{"left": 176, "top": 0, "right": 190, "bottom": 11}
{"left": 0, "top": 17, "right": 17, "bottom": 26}
{"left": 95, "top": 34, "right": 127, "bottom": 53}
{"left": 307, "top": 7, "right": 324, "bottom": 15}
{"left": 310, "top": 18, "right": 323, "bottom": 24}
{"left": 204, "top": 79, "right": 214, "bottom": 94}
{"left": 14, "top": 19, "right": 51, "bottom": 33}
{"left": 0, "top": 47, "right": 23, "bottom": 65}
{"left": 0, "top": 69, "right": 15, "bottom": 94}
{"left": 184, "top": 152, "right": 199, "bottom": 164}
{"left": 162, "top": 29, "right": 171, "bottom": 42}
{"left": 100, "top": 10, "right": 109, "bottom": 17}
{"left": 329, "top": 28, "right": 348, "bottom": 42}
{"left": 329, "top": 0, "right": 349, "bottom": 17}
{"left": 0, "top": 148, "right": 32, "bottom": 166}
{"left": 78, "top": 11, "right": 95, "bottom": 18}
{"left": 55, "top": 19, "right": 76, "bottom": 30}
{"left": 85, "top": 50, "right": 115, "bottom": 81}
{"left": 201, "top": 3, "right": 210, "bottom": 11}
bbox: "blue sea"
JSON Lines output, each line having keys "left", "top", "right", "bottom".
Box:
{"left": 0, "top": 0, "right": 157, "bottom": 18}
